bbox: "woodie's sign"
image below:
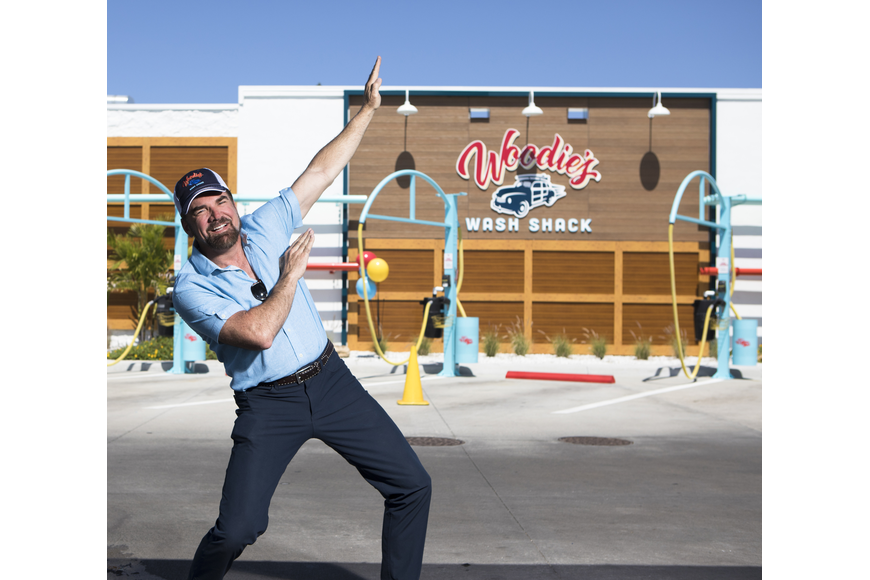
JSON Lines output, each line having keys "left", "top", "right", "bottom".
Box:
{"left": 456, "top": 129, "right": 602, "bottom": 190}
{"left": 457, "top": 129, "right": 600, "bottom": 234}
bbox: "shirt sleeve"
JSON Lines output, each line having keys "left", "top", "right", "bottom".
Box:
{"left": 242, "top": 186, "right": 304, "bottom": 251}
{"left": 172, "top": 275, "right": 245, "bottom": 345}
{"left": 278, "top": 186, "right": 305, "bottom": 231}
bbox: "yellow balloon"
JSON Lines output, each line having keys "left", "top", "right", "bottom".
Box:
{"left": 367, "top": 258, "right": 389, "bottom": 282}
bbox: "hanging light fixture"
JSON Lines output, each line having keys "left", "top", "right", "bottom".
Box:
{"left": 397, "top": 89, "right": 418, "bottom": 116}
{"left": 647, "top": 91, "right": 670, "bottom": 118}
{"left": 522, "top": 91, "right": 543, "bottom": 117}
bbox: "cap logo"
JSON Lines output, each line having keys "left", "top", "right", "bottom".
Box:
{"left": 183, "top": 172, "right": 204, "bottom": 188}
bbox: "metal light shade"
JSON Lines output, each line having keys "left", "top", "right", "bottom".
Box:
{"left": 648, "top": 91, "right": 670, "bottom": 118}
{"left": 522, "top": 91, "right": 543, "bottom": 117}
{"left": 397, "top": 89, "right": 418, "bottom": 116}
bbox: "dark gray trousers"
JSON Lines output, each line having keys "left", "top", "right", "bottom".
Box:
{"left": 187, "top": 351, "right": 432, "bottom": 580}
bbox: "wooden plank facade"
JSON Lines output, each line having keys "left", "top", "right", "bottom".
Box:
{"left": 345, "top": 94, "right": 712, "bottom": 355}
{"left": 347, "top": 240, "right": 709, "bottom": 356}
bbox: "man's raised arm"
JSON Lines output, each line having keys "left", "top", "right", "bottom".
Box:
{"left": 292, "top": 56, "right": 382, "bottom": 218}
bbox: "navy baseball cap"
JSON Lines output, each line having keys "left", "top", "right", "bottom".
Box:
{"left": 174, "top": 168, "right": 231, "bottom": 216}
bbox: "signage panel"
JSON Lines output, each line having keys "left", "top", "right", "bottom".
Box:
{"left": 346, "top": 94, "right": 711, "bottom": 242}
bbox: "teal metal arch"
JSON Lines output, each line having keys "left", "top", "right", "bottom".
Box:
{"left": 669, "top": 170, "right": 761, "bottom": 379}
{"left": 359, "top": 169, "right": 451, "bottom": 229}
{"left": 359, "top": 170, "right": 466, "bottom": 377}
{"left": 107, "top": 169, "right": 192, "bottom": 374}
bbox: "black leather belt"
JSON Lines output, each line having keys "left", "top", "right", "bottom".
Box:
{"left": 258, "top": 341, "right": 334, "bottom": 388}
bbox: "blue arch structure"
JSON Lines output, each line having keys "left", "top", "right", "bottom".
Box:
{"left": 668, "top": 170, "right": 761, "bottom": 378}
{"left": 107, "top": 169, "right": 193, "bottom": 374}
{"left": 359, "top": 170, "right": 467, "bottom": 376}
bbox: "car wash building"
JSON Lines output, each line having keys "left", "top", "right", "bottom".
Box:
{"left": 107, "top": 86, "right": 761, "bottom": 356}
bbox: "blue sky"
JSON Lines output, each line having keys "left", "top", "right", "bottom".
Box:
{"left": 108, "top": 0, "right": 761, "bottom": 103}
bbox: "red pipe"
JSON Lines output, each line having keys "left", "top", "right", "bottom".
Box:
{"left": 699, "top": 267, "right": 761, "bottom": 277}
{"left": 306, "top": 262, "right": 360, "bottom": 272}
{"left": 506, "top": 371, "right": 615, "bottom": 384}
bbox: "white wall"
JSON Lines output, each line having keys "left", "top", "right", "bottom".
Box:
{"left": 107, "top": 104, "right": 238, "bottom": 137}
{"left": 716, "top": 90, "right": 763, "bottom": 341}
{"left": 237, "top": 87, "right": 352, "bottom": 343}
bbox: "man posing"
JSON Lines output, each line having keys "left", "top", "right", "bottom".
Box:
{"left": 171, "top": 57, "right": 431, "bottom": 580}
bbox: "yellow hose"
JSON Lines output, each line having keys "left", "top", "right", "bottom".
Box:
{"left": 355, "top": 217, "right": 469, "bottom": 363}
{"left": 357, "top": 224, "right": 433, "bottom": 366}
{"left": 107, "top": 301, "right": 154, "bottom": 366}
{"left": 668, "top": 225, "right": 714, "bottom": 380}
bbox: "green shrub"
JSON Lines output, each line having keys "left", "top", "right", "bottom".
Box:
{"left": 582, "top": 328, "right": 607, "bottom": 359}
{"left": 482, "top": 326, "right": 500, "bottom": 357}
{"left": 629, "top": 323, "right": 652, "bottom": 360}
{"left": 417, "top": 337, "right": 432, "bottom": 356}
{"left": 376, "top": 333, "right": 391, "bottom": 354}
{"left": 108, "top": 336, "right": 173, "bottom": 361}
{"left": 553, "top": 334, "right": 574, "bottom": 358}
{"left": 633, "top": 341, "right": 650, "bottom": 360}
{"left": 506, "top": 317, "right": 531, "bottom": 356}
{"left": 539, "top": 329, "right": 574, "bottom": 358}
{"left": 660, "top": 324, "right": 689, "bottom": 359}
{"left": 107, "top": 336, "right": 218, "bottom": 361}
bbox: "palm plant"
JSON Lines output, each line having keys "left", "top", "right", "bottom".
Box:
{"left": 107, "top": 223, "right": 173, "bottom": 340}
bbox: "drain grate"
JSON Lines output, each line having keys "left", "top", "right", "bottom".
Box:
{"left": 406, "top": 437, "right": 465, "bottom": 446}
{"left": 559, "top": 436, "right": 633, "bottom": 446}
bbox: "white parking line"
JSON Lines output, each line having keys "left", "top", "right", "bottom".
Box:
{"left": 552, "top": 378, "right": 728, "bottom": 414}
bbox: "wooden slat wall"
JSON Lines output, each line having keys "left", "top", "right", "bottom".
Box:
{"left": 532, "top": 302, "right": 614, "bottom": 344}
{"left": 149, "top": 147, "right": 230, "bottom": 194}
{"left": 107, "top": 139, "right": 236, "bottom": 228}
{"left": 623, "top": 252, "right": 699, "bottom": 296}
{"left": 363, "top": 300, "right": 429, "bottom": 347}
{"left": 107, "top": 147, "right": 143, "bottom": 193}
{"left": 347, "top": 239, "right": 709, "bottom": 355}
{"left": 458, "top": 301, "right": 525, "bottom": 334}
{"left": 461, "top": 250, "right": 524, "bottom": 293}
{"left": 362, "top": 249, "right": 435, "bottom": 294}
{"left": 532, "top": 251, "right": 614, "bottom": 294}
{"left": 107, "top": 291, "right": 139, "bottom": 328}
{"left": 622, "top": 303, "right": 697, "bottom": 346}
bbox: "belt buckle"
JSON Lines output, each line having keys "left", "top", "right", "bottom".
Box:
{"left": 295, "top": 361, "right": 319, "bottom": 382}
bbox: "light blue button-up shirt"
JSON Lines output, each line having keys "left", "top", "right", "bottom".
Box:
{"left": 173, "top": 186, "right": 328, "bottom": 391}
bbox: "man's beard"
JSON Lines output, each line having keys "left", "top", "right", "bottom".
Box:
{"left": 204, "top": 219, "right": 240, "bottom": 251}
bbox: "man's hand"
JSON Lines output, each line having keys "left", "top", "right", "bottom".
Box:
{"left": 292, "top": 56, "right": 383, "bottom": 218}
{"left": 278, "top": 228, "right": 315, "bottom": 284}
{"left": 362, "top": 56, "right": 382, "bottom": 112}
{"left": 218, "top": 229, "right": 315, "bottom": 350}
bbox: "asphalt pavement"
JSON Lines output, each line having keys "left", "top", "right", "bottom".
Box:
{"left": 108, "top": 352, "right": 761, "bottom": 580}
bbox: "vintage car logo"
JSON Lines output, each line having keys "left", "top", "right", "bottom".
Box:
{"left": 490, "top": 174, "right": 566, "bottom": 218}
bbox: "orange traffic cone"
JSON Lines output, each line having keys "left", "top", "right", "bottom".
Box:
{"left": 397, "top": 345, "right": 429, "bottom": 406}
